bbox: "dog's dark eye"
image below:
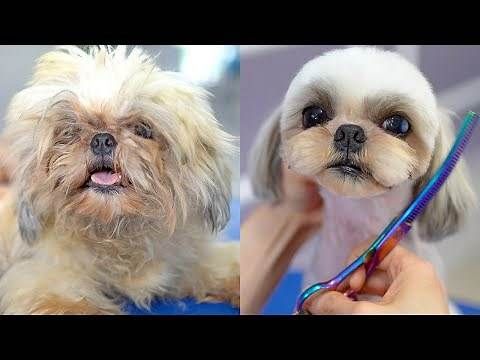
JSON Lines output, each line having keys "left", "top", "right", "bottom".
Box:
{"left": 133, "top": 122, "right": 152, "bottom": 139}
{"left": 382, "top": 115, "right": 410, "bottom": 136}
{"left": 302, "top": 106, "right": 329, "bottom": 129}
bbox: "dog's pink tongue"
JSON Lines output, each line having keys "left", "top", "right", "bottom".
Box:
{"left": 91, "top": 171, "right": 121, "bottom": 186}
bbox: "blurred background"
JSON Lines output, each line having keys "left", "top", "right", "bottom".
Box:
{"left": 240, "top": 45, "right": 480, "bottom": 314}
{"left": 0, "top": 45, "right": 240, "bottom": 242}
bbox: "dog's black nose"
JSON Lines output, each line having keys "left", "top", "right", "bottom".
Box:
{"left": 90, "top": 133, "right": 117, "bottom": 156}
{"left": 334, "top": 124, "right": 366, "bottom": 153}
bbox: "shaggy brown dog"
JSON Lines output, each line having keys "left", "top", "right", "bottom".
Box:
{"left": 0, "top": 46, "right": 239, "bottom": 314}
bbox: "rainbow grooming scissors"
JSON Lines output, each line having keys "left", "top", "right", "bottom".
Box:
{"left": 295, "top": 111, "right": 479, "bottom": 315}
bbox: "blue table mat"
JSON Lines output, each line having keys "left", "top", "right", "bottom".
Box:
{"left": 124, "top": 297, "right": 239, "bottom": 315}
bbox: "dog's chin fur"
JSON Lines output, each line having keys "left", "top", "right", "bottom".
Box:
{"left": 0, "top": 46, "right": 239, "bottom": 314}
{"left": 316, "top": 170, "right": 387, "bottom": 198}
{"left": 250, "top": 46, "right": 476, "bottom": 296}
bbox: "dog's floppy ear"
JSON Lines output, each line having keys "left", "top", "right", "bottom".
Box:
{"left": 249, "top": 106, "right": 283, "bottom": 202}
{"left": 0, "top": 137, "right": 40, "bottom": 244}
{"left": 17, "top": 196, "right": 41, "bottom": 245}
{"left": 415, "top": 108, "right": 476, "bottom": 241}
{"left": 183, "top": 106, "right": 234, "bottom": 234}
{"left": 203, "top": 152, "right": 233, "bottom": 233}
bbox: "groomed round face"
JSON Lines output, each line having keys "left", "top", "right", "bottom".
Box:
{"left": 280, "top": 47, "right": 440, "bottom": 198}
{"left": 5, "top": 46, "right": 233, "bottom": 235}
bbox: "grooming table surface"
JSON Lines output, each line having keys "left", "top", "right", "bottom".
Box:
{"left": 124, "top": 298, "right": 239, "bottom": 315}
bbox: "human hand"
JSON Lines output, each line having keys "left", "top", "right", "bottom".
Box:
{"left": 306, "top": 244, "right": 450, "bottom": 315}
{"left": 279, "top": 162, "right": 323, "bottom": 214}
{"left": 240, "top": 163, "right": 323, "bottom": 314}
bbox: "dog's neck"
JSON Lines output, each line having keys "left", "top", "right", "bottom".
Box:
{"left": 51, "top": 216, "right": 162, "bottom": 277}
{"left": 299, "top": 182, "right": 414, "bottom": 282}
{"left": 321, "top": 182, "right": 413, "bottom": 248}
{"left": 61, "top": 214, "right": 207, "bottom": 283}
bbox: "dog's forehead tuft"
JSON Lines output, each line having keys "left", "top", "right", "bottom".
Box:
{"left": 286, "top": 47, "right": 437, "bottom": 115}
{"left": 31, "top": 46, "right": 188, "bottom": 105}
{"left": 20, "top": 45, "right": 215, "bottom": 125}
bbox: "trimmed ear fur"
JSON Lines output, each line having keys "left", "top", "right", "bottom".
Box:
{"left": 248, "top": 107, "right": 283, "bottom": 202}
{"left": 415, "top": 108, "right": 477, "bottom": 241}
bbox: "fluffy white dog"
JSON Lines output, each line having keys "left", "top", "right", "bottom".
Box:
{"left": 250, "top": 46, "right": 475, "bottom": 311}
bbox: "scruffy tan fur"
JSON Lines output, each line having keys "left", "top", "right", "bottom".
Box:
{"left": 0, "top": 46, "right": 239, "bottom": 314}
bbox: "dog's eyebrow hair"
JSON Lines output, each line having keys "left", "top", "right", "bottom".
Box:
{"left": 308, "top": 83, "right": 336, "bottom": 112}
{"left": 32, "top": 90, "right": 79, "bottom": 142}
{"left": 37, "top": 90, "right": 78, "bottom": 124}
{"left": 40, "top": 90, "right": 78, "bottom": 118}
{"left": 364, "top": 92, "right": 416, "bottom": 122}
{"left": 284, "top": 82, "right": 336, "bottom": 120}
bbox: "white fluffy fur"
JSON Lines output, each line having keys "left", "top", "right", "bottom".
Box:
{"left": 250, "top": 46, "right": 476, "bottom": 310}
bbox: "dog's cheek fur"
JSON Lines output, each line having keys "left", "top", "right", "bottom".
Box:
{"left": 282, "top": 128, "right": 333, "bottom": 177}
{"left": 366, "top": 132, "right": 419, "bottom": 187}
{"left": 158, "top": 95, "right": 234, "bottom": 233}
{"left": 116, "top": 139, "right": 179, "bottom": 231}
{"left": 22, "top": 146, "right": 89, "bottom": 229}
{"left": 48, "top": 148, "right": 88, "bottom": 192}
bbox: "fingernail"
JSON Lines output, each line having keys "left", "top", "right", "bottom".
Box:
{"left": 344, "top": 289, "right": 358, "bottom": 301}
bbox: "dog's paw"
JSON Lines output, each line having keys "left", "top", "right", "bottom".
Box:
{"left": 203, "top": 271, "right": 240, "bottom": 308}
{"left": 218, "top": 273, "right": 240, "bottom": 308}
{"left": 196, "top": 242, "right": 240, "bottom": 308}
{"left": 27, "top": 296, "right": 121, "bottom": 315}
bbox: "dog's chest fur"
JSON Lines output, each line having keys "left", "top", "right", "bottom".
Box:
{"left": 3, "top": 219, "right": 211, "bottom": 306}
{"left": 80, "top": 223, "right": 208, "bottom": 297}
{"left": 295, "top": 183, "right": 445, "bottom": 288}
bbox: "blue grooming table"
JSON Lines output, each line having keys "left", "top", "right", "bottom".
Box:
{"left": 262, "top": 272, "right": 303, "bottom": 315}
{"left": 125, "top": 199, "right": 240, "bottom": 315}
{"left": 124, "top": 297, "right": 239, "bottom": 315}
{"left": 455, "top": 300, "right": 480, "bottom": 315}
{"left": 262, "top": 271, "right": 480, "bottom": 315}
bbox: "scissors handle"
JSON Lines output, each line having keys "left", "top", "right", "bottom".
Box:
{"left": 295, "top": 221, "right": 412, "bottom": 313}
